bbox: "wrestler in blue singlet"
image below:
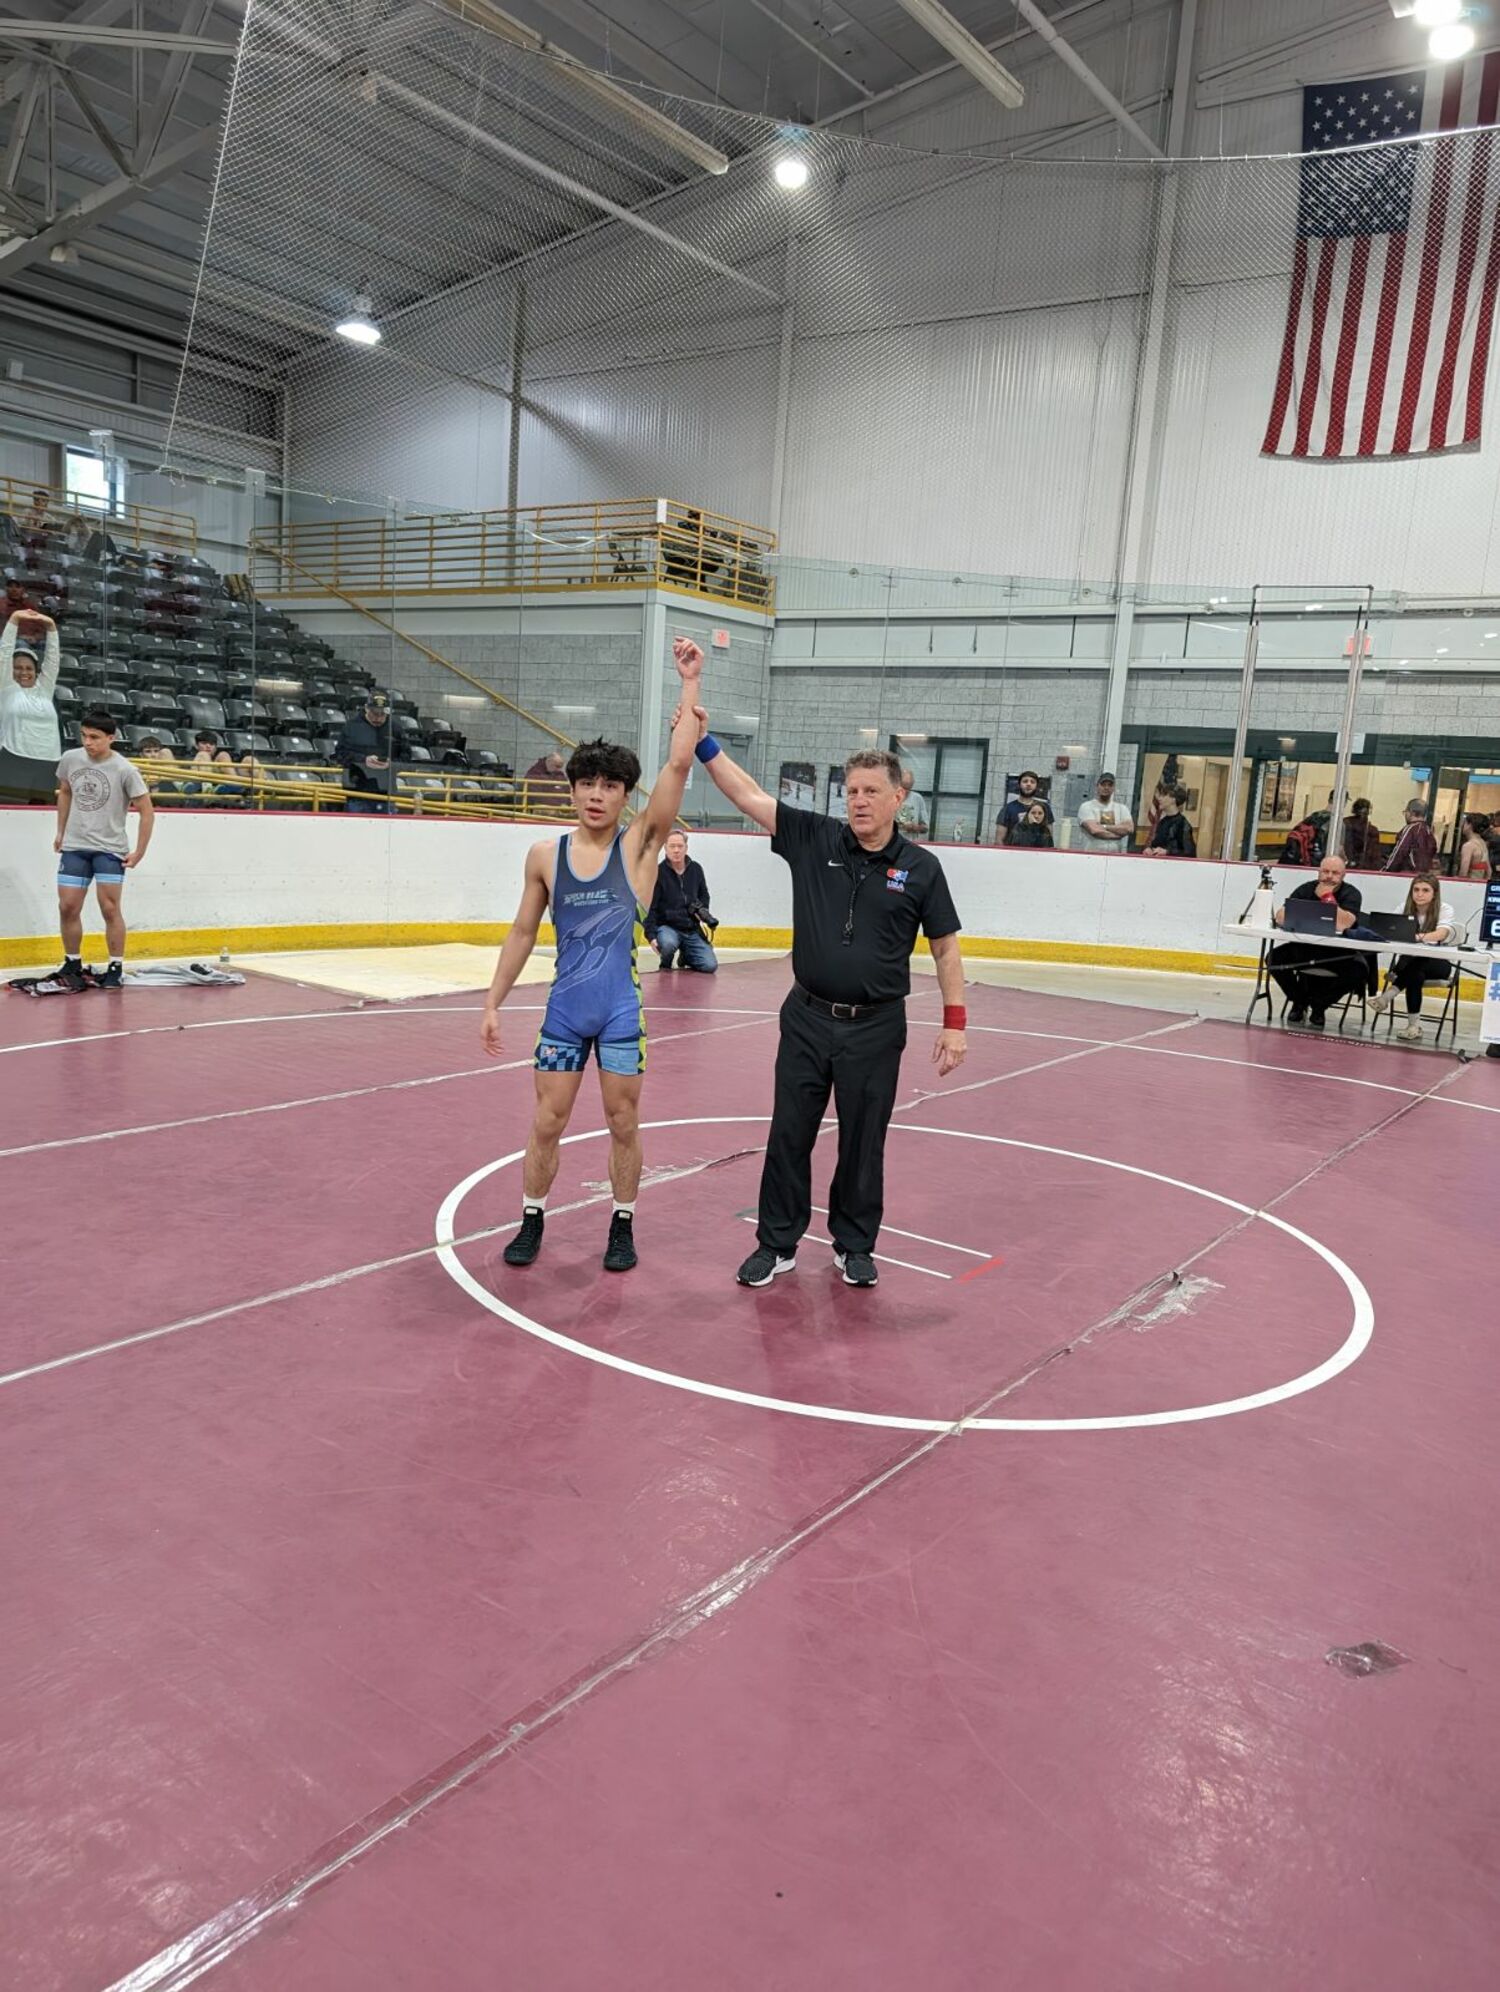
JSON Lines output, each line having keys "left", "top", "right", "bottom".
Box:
{"left": 535, "top": 831, "right": 647, "bottom": 1075}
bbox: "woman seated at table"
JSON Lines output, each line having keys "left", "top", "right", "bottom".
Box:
{"left": 1369, "top": 872, "right": 1456, "bottom": 1044}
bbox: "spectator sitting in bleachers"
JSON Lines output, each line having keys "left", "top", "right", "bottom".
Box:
{"left": 184, "top": 730, "right": 237, "bottom": 800}
{"left": 135, "top": 736, "right": 180, "bottom": 792}
{"left": 0, "top": 608, "right": 61, "bottom": 759}
{"left": 523, "top": 749, "right": 570, "bottom": 813}
{"left": 2, "top": 578, "right": 32, "bottom": 629}
{"left": 22, "top": 488, "right": 52, "bottom": 536}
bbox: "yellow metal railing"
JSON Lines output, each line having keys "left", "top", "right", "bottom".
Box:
{"left": 248, "top": 499, "right": 775, "bottom": 613}
{"left": 3, "top": 474, "right": 198, "bottom": 554}
{"left": 133, "top": 759, "right": 581, "bottom": 821}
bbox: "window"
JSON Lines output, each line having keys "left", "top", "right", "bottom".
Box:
{"left": 64, "top": 446, "right": 120, "bottom": 516}
{"left": 890, "top": 735, "right": 988, "bottom": 844}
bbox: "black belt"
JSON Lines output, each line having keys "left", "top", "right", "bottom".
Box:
{"left": 794, "top": 983, "right": 905, "bottom": 1020}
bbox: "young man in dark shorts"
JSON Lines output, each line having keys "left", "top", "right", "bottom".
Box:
{"left": 53, "top": 707, "right": 155, "bottom": 990}
{"left": 479, "top": 639, "right": 704, "bottom": 1273}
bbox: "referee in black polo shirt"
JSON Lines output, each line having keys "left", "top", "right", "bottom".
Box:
{"left": 683, "top": 684, "right": 966, "bottom": 1289}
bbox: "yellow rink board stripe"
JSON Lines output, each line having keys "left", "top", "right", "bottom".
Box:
{"left": 2, "top": 920, "right": 1483, "bottom": 999}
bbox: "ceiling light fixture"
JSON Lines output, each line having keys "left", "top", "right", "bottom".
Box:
{"left": 1413, "top": 0, "right": 1463, "bottom": 26}
{"left": 334, "top": 294, "right": 381, "bottom": 345}
{"left": 774, "top": 155, "right": 809, "bottom": 190}
{"left": 1429, "top": 20, "right": 1476, "bottom": 58}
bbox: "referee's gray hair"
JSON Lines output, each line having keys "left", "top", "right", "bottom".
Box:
{"left": 844, "top": 748, "right": 903, "bottom": 787}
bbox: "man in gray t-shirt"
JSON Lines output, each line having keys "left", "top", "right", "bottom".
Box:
{"left": 53, "top": 707, "right": 155, "bottom": 991}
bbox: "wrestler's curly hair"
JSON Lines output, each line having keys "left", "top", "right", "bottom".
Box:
{"left": 565, "top": 738, "right": 641, "bottom": 789}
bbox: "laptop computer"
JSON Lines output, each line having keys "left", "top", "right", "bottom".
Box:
{"left": 1366, "top": 911, "right": 1419, "bottom": 942}
{"left": 1281, "top": 896, "right": 1338, "bottom": 935}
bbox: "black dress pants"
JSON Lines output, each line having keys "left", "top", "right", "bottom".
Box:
{"left": 1269, "top": 944, "right": 1367, "bottom": 1017}
{"left": 757, "top": 992, "right": 908, "bottom": 1256}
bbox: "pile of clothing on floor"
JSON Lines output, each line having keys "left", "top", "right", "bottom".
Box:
{"left": 6, "top": 961, "right": 245, "bottom": 997}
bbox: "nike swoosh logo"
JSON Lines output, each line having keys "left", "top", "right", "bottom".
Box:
{"left": 827, "top": 859, "right": 845, "bottom": 867}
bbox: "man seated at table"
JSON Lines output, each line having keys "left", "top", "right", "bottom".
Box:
{"left": 1268, "top": 853, "right": 1371, "bottom": 1030}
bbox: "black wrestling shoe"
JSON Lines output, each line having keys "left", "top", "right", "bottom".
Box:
{"left": 736, "top": 1246, "right": 795, "bottom": 1287}
{"left": 503, "top": 1207, "right": 545, "bottom": 1267}
{"left": 55, "top": 958, "right": 90, "bottom": 993}
{"left": 603, "top": 1210, "right": 637, "bottom": 1272}
{"left": 95, "top": 962, "right": 124, "bottom": 990}
{"left": 833, "top": 1249, "right": 879, "bottom": 1287}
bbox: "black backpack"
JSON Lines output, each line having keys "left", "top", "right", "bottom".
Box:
{"left": 1281, "top": 819, "right": 1322, "bottom": 867}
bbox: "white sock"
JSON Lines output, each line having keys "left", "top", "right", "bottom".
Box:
{"left": 613, "top": 1201, "right": 636, "bottom": 1218}
{"left": 522, "top": 1194, "right": 547, "bottom": 1214}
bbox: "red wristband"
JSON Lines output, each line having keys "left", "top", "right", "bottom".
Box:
{"left": 943, "top": 1006, "right": 968, "bottom": 1031}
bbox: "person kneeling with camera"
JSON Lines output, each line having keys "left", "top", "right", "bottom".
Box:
{"left": 645, "top": 829, "right": 718, "bottom": 972}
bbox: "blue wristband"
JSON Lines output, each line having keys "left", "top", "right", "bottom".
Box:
{"left": 695, "top": 734, "right": 722, "bottom": 764}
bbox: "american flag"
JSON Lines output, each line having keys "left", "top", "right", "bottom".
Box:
{"left": 1263, "top": 56, "right": 1500, "bottom": 460}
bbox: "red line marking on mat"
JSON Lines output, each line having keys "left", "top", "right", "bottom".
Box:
{"left": 956, "top": 1255, "right": 1006, "bottom": 1284}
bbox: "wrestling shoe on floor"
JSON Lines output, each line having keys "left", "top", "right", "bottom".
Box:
{"left": 834, "top": 1250, "right": 878, "bottom": 1287}
{"left": 603, "top": 1210, "right": 637, "bottom": 1272}
{"left": 95, "top": 962, "right": 124, "bottom": 990}
{"left": 736, "top": 1246, "right": 795, "bottom": 1287}
{"left": 503, "top": 1208, "right": 545, "bottom": 1267}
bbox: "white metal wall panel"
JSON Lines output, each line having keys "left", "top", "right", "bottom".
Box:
{"left": 779, "top": 295, "right": 1141, "bottom": 578}
{"left": 519, "top": 346, "right": 777, "bottom": 522}
{"left": 1148, "top": 274, "right": 1500, "bottom": 594}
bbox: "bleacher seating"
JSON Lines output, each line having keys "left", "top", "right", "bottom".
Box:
{"left": 5, "top": 510, "right": 516, "bottom": 809}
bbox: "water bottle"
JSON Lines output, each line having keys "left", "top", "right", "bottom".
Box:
{"left": 219, "top": 945, "right": 231, "bottom": 965}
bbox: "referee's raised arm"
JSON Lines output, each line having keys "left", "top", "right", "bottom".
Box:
{"left": 690, "top": 709, "right": 777, "bottom": 834}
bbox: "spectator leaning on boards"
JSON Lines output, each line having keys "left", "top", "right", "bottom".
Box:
{"left": 1076, "top": 772, "right": 1134, "bottom": 852}
{"left": 1142, "top": 783, "right": 1197, "bottom": 858}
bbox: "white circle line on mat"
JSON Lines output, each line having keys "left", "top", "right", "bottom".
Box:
{"left": 434, "top": 1118, "right": 1373, "bottom": 1434}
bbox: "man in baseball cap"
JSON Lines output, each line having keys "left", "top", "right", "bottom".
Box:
{"left": 336, "top": 688, "right": 397, "bottom": 813}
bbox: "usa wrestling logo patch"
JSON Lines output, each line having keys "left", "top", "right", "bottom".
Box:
{"left": 885, "top": 868, "right": 909, "bottom": 893}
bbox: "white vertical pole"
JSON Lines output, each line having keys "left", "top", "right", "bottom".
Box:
{"left": 766, "top": 235, "right": 798, "bottom": 541}
{"left": 1100, "top": 0, "right": 1199, "bottom": 774}
{"left": 1219, "top": 588, "right": 1260, "bottom": 862}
